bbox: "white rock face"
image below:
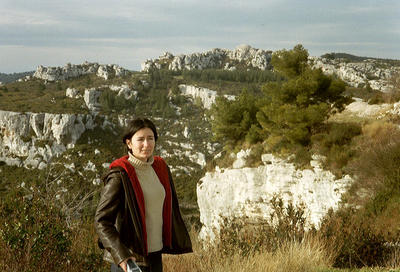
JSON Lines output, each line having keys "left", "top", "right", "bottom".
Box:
{"left": 141, "top": 45, "right": 272, "bottom": 72}
{"left": 142, "top": 46, "right": 397, "bottom": 93}
{"left": 84, "top": 88, "right": 102, "bottom": 112}
{"left": 33, "top": 62, "right": 129, "bottom": 82}
{"left": 0, "top": 110, "right": 95, "bottom": 168}
{"left": 197, "top": 153, "right": 353, "bottom": 241}
{"left": 310, "top": 57, "right": 399, "bottom": 92}
{"left": 66, "top": 88, "right": 81, "bottom": 99}
{"left": 179, "top": 85, "right": 217, "bottom": 109}
{"left": 179, "top": 84, "right": 236, "bottom": 109}
{"left": 109, "top": 84, "right": 138, "bottom": 100}
{"left": 343, "top": 98, "right": 391, "bottom": 118}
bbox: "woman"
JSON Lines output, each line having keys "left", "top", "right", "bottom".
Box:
{"left": 95, "top": 118, "right": 192, "bottom": 272}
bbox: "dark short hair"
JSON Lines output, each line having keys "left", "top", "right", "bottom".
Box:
{"left": 122, "top": 118, "right": 158, "bottom": 147}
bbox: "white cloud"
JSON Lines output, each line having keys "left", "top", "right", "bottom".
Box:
{"left": 0, "top": 8, "right": 61, "bottom": 25}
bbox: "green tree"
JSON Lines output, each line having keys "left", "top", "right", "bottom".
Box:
{"left": 271, "top": 44, "right": 309, "bottom": 79}
{"left": 210, "top": 90, "right": 262, "bottom": 147}
{"left": 257, "top": 46, "right": 350, "bottom": 150}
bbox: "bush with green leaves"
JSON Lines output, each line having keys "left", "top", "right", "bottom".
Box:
{"left": 257, "top": 45, "right": 350, "bottom": 150}
{"left": 311, "top": 122, "right": 362, "bottom": 176}
{"left": 182, "top": 68, "right": 280, "bottom": 83}
{"left": 210, "top": 44, "right": 351, "bottom": 164}
{"left": 0, "top": 189, "right": 72, "bottom": 271}
{"left": 210, "top": 90, "right": 263, "bottom": 148}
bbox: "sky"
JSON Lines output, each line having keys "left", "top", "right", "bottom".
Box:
{"left": 0, "top": 0, "right": 399, "bottom": 73}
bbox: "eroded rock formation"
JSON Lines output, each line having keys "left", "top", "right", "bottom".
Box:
{"left": 33, "top": 62, "right": 130, "bottom": 81}
{"left": 197, "top": 153, "right": 353, "bottom": 241}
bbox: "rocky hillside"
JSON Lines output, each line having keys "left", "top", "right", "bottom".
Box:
{"left": 143, "top": 44, "right": 399, "bottom": 92}
{"left": 0, "top": 71, "right": 34, "bottom": 84}
{"left": 1, "top": 45, "right": 399, "bottom": 231}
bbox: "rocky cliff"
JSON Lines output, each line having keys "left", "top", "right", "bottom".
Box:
{"left": 0, "top": 110, "right": 96, "bottom": 169}
{"left": 141, "top": 44, "right": 272, "bottom": 72}
{"left": 179, "top": 84, "right": 235, "bottom": 109}
{"left": 33, "top": 61, "right": 130, "bottom": 81}
{"left": 197, "top": 152, "right": 353, "bottom": 241}
{"left": 309, "top": 57, "right": 398, "bottom": 92}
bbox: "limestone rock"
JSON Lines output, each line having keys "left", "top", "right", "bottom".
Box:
{"left": 33, "top": 62, "right": 129, "bottom": 82}
{"left": 66, "top": 88, "right": 81, "bottom": 99}
{"left": 0, "top": 110, "right": 96, "bottom": 169}
{"left": 141, "top": 45, "right": 272, "bottom": 72}
{"left": 197, "top": 152, "right": 353, "bottom": 241}
{"left": 84, "top": 88, "right": 102, "bottom": 112}
{"left": 309, "top": 56, "right": 399, "bottom": 92}
{"left": 179, "top": 84, "right": 236, "bottom": 110}
{"left": 109, "top": 84, "right": 138, "bottom": 100}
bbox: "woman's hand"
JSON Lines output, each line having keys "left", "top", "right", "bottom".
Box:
{"left": 119, "top": 257, "right": 136, "bottom": 272}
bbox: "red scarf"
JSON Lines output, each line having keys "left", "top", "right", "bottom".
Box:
{"left": 109, "top": 155, "right": 172, "bottom": 255}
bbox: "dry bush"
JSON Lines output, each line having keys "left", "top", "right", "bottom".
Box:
{"left": 163, "top": 231, "right": 334, "bottom": 272}
{"left": 164, "top": 197, "right": 334, "bottom": 272}
{"left": 385, "top": 71, "right": 400, "bottom": 103}
{"left": 347, "top": 121, "right": 400, "bottom": 206}
{"left": 319, "top": 120, "right": 400, "bottom": 268}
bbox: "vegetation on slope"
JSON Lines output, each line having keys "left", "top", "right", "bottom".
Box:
{"left": 1, "top": 45, "right": 400, "bottom": 270}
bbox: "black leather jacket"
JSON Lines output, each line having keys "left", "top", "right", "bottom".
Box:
{"left": 94, "top": 166, "right": 192, "bottom": 266}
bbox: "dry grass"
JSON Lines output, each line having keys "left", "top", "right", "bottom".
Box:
{"left": 163, "top": 231, "right": 334, "bottom": 272}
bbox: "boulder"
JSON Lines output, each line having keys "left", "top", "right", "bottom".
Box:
{"left": 197, "top": 153, "right": 352, "bottom": 241}
{"left": 66, "top": 87, "right": 81, "bottom": 98}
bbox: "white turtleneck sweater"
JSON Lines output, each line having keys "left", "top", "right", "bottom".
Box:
{"left": 128, "top": 153, "right": 166, "bottom": 253}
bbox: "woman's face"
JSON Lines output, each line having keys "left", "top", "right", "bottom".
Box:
{"left": 126, "top": 127, "right": 155, "bottom": 162}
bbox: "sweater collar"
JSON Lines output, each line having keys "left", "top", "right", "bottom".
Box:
{"left": 128, "top": 152, "right": 154, "bottom": 170}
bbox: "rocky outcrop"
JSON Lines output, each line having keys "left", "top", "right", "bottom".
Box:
{"left": 143, "top": 45, "right": 398, "bottom": 92}
{"left": 0, "top": 110, "right": 95, "bottom": 169}
{"left": 309, "top": 57, "right": 399, "bottom": 92}
{"left": 197, "top": 152, "right": 352, "bottom": 241}
{"left": 33, "top": 62, "right": 130, "bottom": 82}
{"left": 109, "top": 84, "right": 138, "bottom": 100}
{"left": 84, "top": 88, "right": 102, "bottom": 112}
{"left": 141, "top": 45, "right": 272, "bottom": 72}
{"left": 179, "top": 84, "right": 235, "bottom": 109}
{"left": 66, "top": 88, "right": 81, "bottom": 99}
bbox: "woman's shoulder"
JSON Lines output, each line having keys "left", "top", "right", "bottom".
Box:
{"left": 101, "top": 166, "right": 127, "bottom": 184}
{"left": 153, "top": 155, "right": 165, "bottom": 163}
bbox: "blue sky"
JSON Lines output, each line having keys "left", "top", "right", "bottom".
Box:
{"left": 0, "top": 0, "right": 399, "bottom": 73}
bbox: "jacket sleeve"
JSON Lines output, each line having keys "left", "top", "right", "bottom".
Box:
{"left": 166, "top": 166, "right": 193, "bottom": 254}
{"left": 94, "top": 170, "right": 132, "bottom": 264}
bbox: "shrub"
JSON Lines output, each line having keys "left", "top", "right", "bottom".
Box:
{"left": 216, "top": 196, "right": 309, "bottom": 258}
{"left": 311, "top": 122, "right": 361, "bottom": 176}
{"left": 319, "top": 121, "right": 400, "bottom": 268}
{"left": 0, "top": 189, "right": 72, "bottom": 271}
{"left": 319, "top": 208, "right": 391, "bottom": 268}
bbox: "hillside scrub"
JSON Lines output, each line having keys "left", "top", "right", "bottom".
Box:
{"left": 317, "top": 122, "right": 400, "bottom": 268}
{"left": 210, "top": 44, "right": 352, "bottom": 164}
{"left": 163, "top": 198, "right": 335, "bottom": 272}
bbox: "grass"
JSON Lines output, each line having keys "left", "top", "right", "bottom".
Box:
{"left": 0, "top": 73, "right": 141, "bottom": 114}
{"left": 163, "top": 231, "right": 400, "bottom": 272}
{"left": 1, "top": 63, "right": 400, "bottom": 271}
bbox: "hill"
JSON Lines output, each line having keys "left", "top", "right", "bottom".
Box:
{"left": 0, "top": 45, "right": 399, "bottom": 270}
{"left": 321, "top": 52, "right": 400, "bottom": 66}
{"left": 0, "top": 71, "right": 34, "bottom": 84}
